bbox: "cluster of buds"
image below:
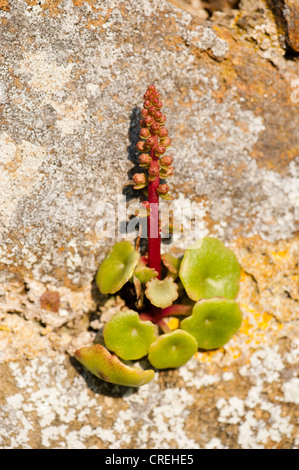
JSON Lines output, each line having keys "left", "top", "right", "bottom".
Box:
{"left": 132, "top": 84, "right": 174, "bottom": 199}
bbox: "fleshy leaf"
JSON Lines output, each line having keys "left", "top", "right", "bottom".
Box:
{"left": 133, "top": 183, "right": 147, "bottom": 190}
{"left": 74, "top": 344, "right": 155, "bottom": 387}
{"left": 134, "top": 259, "right": 158, "bottom": 284}
{"left": 159, "top": 192, "right": 174, "bottom": 200}
{"left": 180, "top": 298, "right": 242, "bottom": 350}
{"left": 145, "top": 277, "right": 179, "bottom": 309}
{"left": 103, "top": 310, "right": 157, "bottom": 360}
{"left": 179, "top": 237, "right": 240, "bottom": 300}
{"left": 161, "top": 253, "right": 181, "bottom": 278}
{"left": 96, "top": 241, "right": 140, "bottom": 294}
{"left": 148, "top": 329, "right": 198, "bottom": 369}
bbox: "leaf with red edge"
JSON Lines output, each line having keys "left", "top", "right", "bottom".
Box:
{"left": 75, "top": 344, "right": 155, "bottom": 387}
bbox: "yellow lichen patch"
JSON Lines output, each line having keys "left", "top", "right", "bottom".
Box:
{"left": 231, "top": 236, "right": 299, "bottom": 322}
{"left": 258, "top": 312, "right": 275, "bottom": 330}
{"left": 24, "top": 0, "right": 64, "bottom": 16}
{"left": 237, "top": 302, "right": 277, "bottom": 347}
{"left": 0, "top": 325, "right": 10, "bottom": 332}
{"left": 87, "top": 16, "right": 105, "bottom": 29}
{"left": 238, "top": 315, "right": 251, "bottom": 336}
{"left": 0, "top": 0, "right": 10, "bottom": 12}
{"left": 73, "top": 0, "right": 94, "bottom": 7}
{"left": 86, "top": 7, "right": 114, "bottom": 30}
{"left": 270, "top": 249, "right": 289, "bottom": 262}
{"left": 195, "top": 348, "right": 225, "bottom": 364}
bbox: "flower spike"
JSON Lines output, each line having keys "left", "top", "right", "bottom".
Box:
{"left": 134, "top": 84, "right": 174, "bottom": 279}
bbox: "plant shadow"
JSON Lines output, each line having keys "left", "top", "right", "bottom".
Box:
{"left": 120, "top": 105, "right": 148, "bottom": 254}
{"left": 123, "top": 106, "right": 142, "bottom": 203}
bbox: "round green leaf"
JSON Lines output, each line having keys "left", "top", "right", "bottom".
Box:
{"left": 75, "top": 344, "right": 155, "bottom": 387}
{"left": 179, "top": 237, "right": 240, "bottom": 300}
{"left": 134, "top": 260, "right": 158, "bottom": 284}
{"left": 180, "top": 298, "right": 242, "bottom": 350}
{"left": 96, "top": 241, "right": 140, "bottom": 294}
{"left": 145, "top": 277, "right": 179, "bottom": 309}
{"left": 148, "top": 329, "right": 198, "bottom": 369}
{"left": 103, "top": 310, "right": 157, "bottom": 360}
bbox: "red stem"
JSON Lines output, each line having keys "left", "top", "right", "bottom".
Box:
{"left": 147, "top": 135, "right": 161, "bottom": 279}
{"left": 140, "top": 304, "right": 192, "bottom": 324}
{"left": 159, "top": 304, "right": 193, "bottom": 317}
{"left": 146, "top": 135, "right": 162, "bottom": 321}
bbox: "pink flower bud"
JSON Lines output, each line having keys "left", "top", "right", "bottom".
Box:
{"left": 148, "top": 166, "right": 159, "bottom": 177}
{"left": 160, "top": 166, "right": 173, "bottom": 178}
{"left": 154, "top": 144, "right": 166, "bottom": 157}
{"left": 148, "top": 105, "right": 156, "bottom": 116}
{"left": 139, "top": 153, "right": 152, "bottom": 165}
{"left": 136, "top": 141, "right": 146, "bottom": 152}
{"left": 150, "top": 122, "right": 160, "bottom": 134}
{"left": 141, "top": 108, "right": 149, "bottom": 117}
{"left": 133, "top": 173, "right": 147, "bottom": 185}
{"left": 153, "top": 98, "right": 163, "bottom": 109}
{"left": 144, "top": 115, "right": 154, "bottom": 127}
{"left": 154, "top": 111, "right": 162, "bottom": 121}
{"left": 140, "top": 128, "right": 150, "bottom": 139}
{"left": 160, "top": 155, "right": 173, "bottom": 166}
{"left": 157, "top": 184, "right": 170, "bottom": 195}
{"left": 142, "top": 201, "right": 151, "bottom": 211}
{"left": 145, "top": 136, "right": 156, "bottom": 148}
{"left": 148, "top": 84, "right": 156, "bottom": 93}
{"left": 158, "top": 114, "right": 166, "bottom": 125}
{"left": 158, "top": 127, "right": 168, "bottom": 138}
{"left": 143, "top": 100, "right": 151, "bottom": 108}
{"left": 160, "top": 136, "right": 171, "bottom": 147}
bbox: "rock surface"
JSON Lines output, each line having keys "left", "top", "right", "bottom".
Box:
{"left": 0, "top": 0, "right": 298, "bottom": 449}
{"left": 267, "top": 0, "right": 299, "bottom": 53}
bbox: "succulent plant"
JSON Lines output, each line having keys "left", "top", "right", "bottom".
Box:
{"left": 75, "top": 85, "right": 243, "bottom": 387}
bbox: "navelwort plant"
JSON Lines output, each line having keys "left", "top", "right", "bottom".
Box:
{"left": 75, "top": 85, "right": 242, "bottom": 387}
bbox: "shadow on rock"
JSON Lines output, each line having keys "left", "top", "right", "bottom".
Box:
{"left": 69, "top": 354, "right": 138, "bottom": 398}
{"left": 123, "top": 106, "right": 142, "bottom": 203}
